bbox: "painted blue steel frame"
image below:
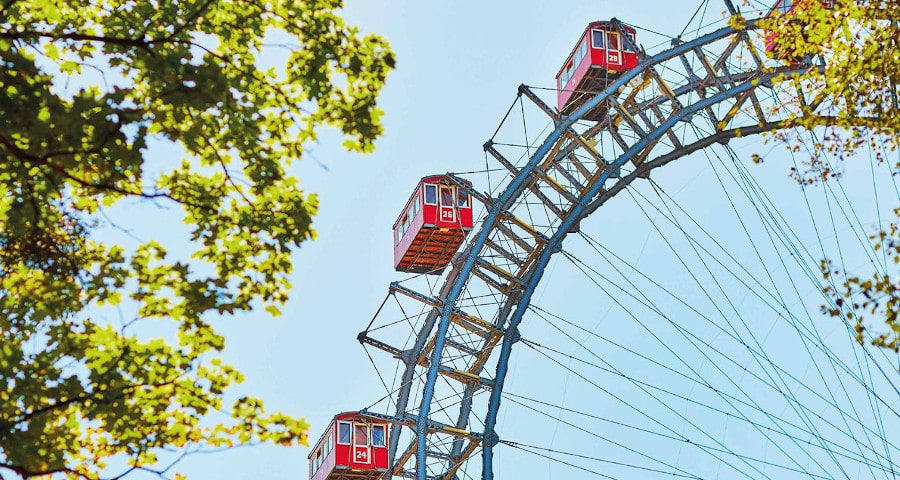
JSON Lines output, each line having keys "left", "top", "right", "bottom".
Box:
{"left": 478, "top": 44, "right": 813, "bottom": 480}
{"left": 413, "top": 21, "right": 750, "bottom": 478}
{"left": 406, "top": 17, "right": 823, "bottom": 479}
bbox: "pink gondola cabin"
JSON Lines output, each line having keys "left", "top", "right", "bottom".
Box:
{"left": 393, "top": 175, "right": 474, "bottom": 274}
{"left": 308, "top": 412, "right": 390, "bottom": 480}
{"left": 556, "top": 20, "right": 639, "bottom": 121}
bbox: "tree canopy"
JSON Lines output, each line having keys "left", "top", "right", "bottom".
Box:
{"left": 749, "top": 0, "right": 898, "bottom": 354}
{"left": 753, "top": 0, "right": 898, "bottom": 179}
{"left": 0, "top": 0, "right": 393, "bottom": 478}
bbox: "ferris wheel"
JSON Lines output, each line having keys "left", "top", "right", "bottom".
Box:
{"left": 309, "top": 1, "right": 899, "bottom": 479}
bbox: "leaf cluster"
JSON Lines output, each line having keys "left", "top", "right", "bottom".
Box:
{"left": 746, "top": 0, "right": 899, "bottom": 358}
{"left": 822, "top": 208, "right": 900, "bottom": 356}
{"left": 0, "top": 0, "right": 394, "bottom": 478}
{"left": 758, "top": 0, "right": 899, "bottom": 183}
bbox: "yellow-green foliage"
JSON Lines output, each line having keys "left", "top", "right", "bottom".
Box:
{"left": 822, "top": 210, "right": 900, "bottom": 354}
{"left": 762, "top": 0, "right": 898, "bottom": 173}
{"left": 753, "top": 0, "right": 898, "bottom": 355}
{"left": 0, "top": 0, "right": 394, "bottom": 478}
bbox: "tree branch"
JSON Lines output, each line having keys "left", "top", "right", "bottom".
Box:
{"left": 0, "top": 132, "right": 217, "bottom": 213}
{"left": 159, "top": 0, "right": 217, "bottom": 43}
{"left": 0, "top": 462, "right": 91, "bottom": 480}
{"left": 0, "top": 30, "right": 156, "bottom": 55}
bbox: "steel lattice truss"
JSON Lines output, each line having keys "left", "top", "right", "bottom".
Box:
{"left": 358, "top": 13, "right": 862, "bottom": 480}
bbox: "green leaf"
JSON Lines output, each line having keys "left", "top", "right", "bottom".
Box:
{"left": 0, "top": 0, "right": 394, "bottom": 477}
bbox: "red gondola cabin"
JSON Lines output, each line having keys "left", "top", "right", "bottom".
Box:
{"left": 393, "top": 175, "right": 474, "bottom": 274}
{"left": 764, "top": 0, "right": 834, "bottom": 61}
{"left": 308, "top": 412, "right": 390, "bottom": 480}
{"left": 557, "top": 21, "right": 639, "bottom": 120}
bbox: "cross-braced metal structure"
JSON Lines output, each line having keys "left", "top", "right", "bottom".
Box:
{"left": 358, "top": 8, "right": 867, "bottom": 480}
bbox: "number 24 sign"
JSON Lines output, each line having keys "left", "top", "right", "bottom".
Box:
{"left": 355, "top": 449, "right": 369, "bottom": 462}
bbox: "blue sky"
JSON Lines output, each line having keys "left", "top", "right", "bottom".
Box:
{"left": 83, "top": 1, "right": 898, "bottom": 479}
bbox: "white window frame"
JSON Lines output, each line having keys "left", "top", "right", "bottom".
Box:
{"left": 457, "top": 190, "right": 470, "bottom": 208}
{"left": 439, "top": 185, "right": 455, "bottom": 208}
{"left": 592, "top": 29, "right": 605, "bottom": 49}
{"left": 606, "top": 31, "right": 621, "bottom": 52}
{"left": 573, "top": 38, "right": 587, "bottom": 67}
{"left": 337, "top": 421, "right": 352, "bottom": 445}
{"left": 371, "top": 424, "right": 387, "bottom": 447}
{"left": 623, "top": 32, "right": 635, "bottom": 52}
{"left": 424, "top": 184, "right": 438, "bottom": 205}
{"left": 353, "top": 422, "right": 372, "bottom": 464}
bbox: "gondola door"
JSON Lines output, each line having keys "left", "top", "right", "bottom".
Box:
{"left": 606, "top": 31, "right": 622, "bottom": 67}
{"left": 353, "top": 423, "right": 371, "bottom": 465}
{"left": 438, "top": 185, "right": 456, "bottom": 223}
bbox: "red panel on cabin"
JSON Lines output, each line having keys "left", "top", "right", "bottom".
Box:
{"left": 556, "top": 21, "right": 639, "bottom": 121}
{"left": 393, "top": 175, "right": 474, "bottom": 274}
{"left": 309, "top": 412, "right": 390, "bottom": 480}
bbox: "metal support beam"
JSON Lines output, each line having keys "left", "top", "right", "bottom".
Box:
{"left": 378, "top": 19, "right": 837, "bottom": 480}
{"left": 482, "top": 66, "right": 798, "bottom": 480}
{"left": 358, "top": 332, "right": 403, "bottom": 358}
{"left": 723, "top": 0, "right": 738, "bottom": 15}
